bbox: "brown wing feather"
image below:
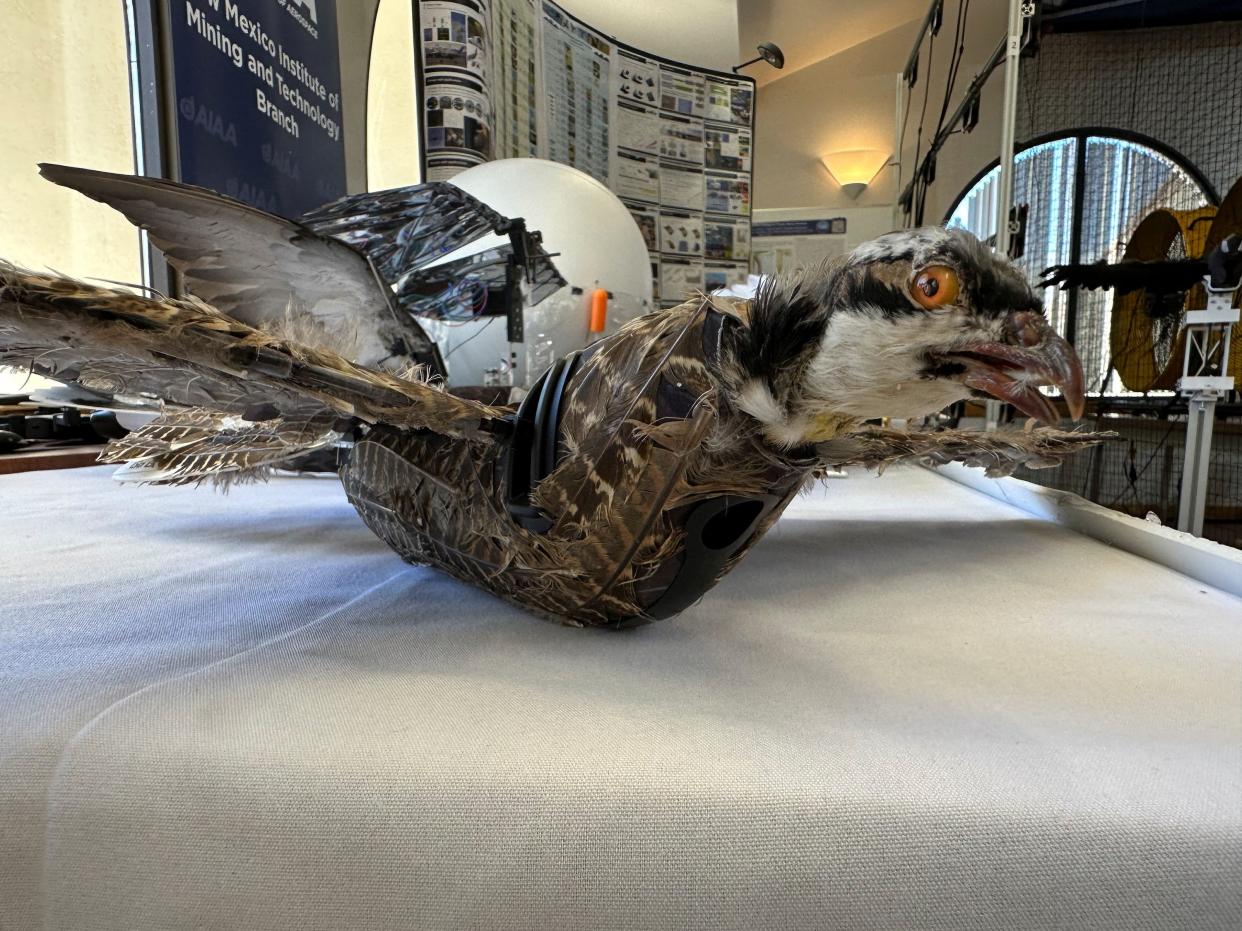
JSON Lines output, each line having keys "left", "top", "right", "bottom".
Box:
{"left": 103, "top": 409, "right": 341, "bottom": 487}
{"left": 0, "top": 265, "right": 507, "bottom": 440}
{"left": 814, "top": 425, "right": 1114, "bottom": 477}
{"left": 37, "top": 163, "right": 439, "bottom": 370}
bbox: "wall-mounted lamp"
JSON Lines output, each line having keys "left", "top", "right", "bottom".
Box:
{"left": 819, "top": 150, "right": 891, "bottom": 199}
{"left": 733, "top": 42, "right": 785, "bottom": 73}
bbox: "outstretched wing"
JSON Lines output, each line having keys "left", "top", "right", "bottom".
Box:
{"left": 102, "top": 408, "right": 342, "bottom": 487}
{"left": 301, "top": 185, "right": 566, "bottom": 317}
{"left": 815, "top": 425, "right": 1113, "bottom": 478}
{"left": 0, "top": 266, "right": 508, "bottom": 442}
{"left": 38, "top": 163, "right": 440, "bottom": 372}
{"left": 1039, "top": 259, "right": 1207, "bottom": 295}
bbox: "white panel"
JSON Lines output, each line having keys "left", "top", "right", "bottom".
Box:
{"left": 367, "top": 0, "right": 423, "bottom": 189}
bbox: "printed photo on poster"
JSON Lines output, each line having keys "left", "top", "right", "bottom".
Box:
{"left": 705, "top": 174, "right": 750, "bottom": 215}
{"left": 705, "top": 218, "right": 750, "bottom": 261}
{"left": 705, "top": 77, "right": 753, "bottom": 125}
{"left": 704, "top": 262, "right": 748, "bottom": 292}
{"left": 659, "top": 66, "right": 705, "bottom": 117}
{"left": 658, "top": 211, "right": 703, "bottom": 257}
{"left": 614, "top": 49, "right": 659, "bottom": 106}
{"left": 658, "top": 114, "right": 704, "bottom": 164}
{"left": 625, "top": 203, "right": 659, "bottom": 252}
{"left": 422, "top": 0, "right": 489, "bottom": 79}
{"left": 704, "top": 125, "right": 750, "bottom": 173}
{"left": 424, "top": 75, "right": 493, "bottom": 159}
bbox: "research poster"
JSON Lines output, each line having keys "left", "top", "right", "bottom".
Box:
{"left": 488, "top": 0, "right": 540, "bottom": 159}
{"left": 419, "top": 0, "right": 494, "bottom": 179}
{"left": 165, "top": 0, "right": 346, "bottom": 217}
{"left": 607, "top": 31, "right": 754, "bottom": 305}
{"left": 540, "top": 1, "right": 612, "bottom": 183}
{"left": 416, "top": 0, "right": 755, "bottom": 304}
{"left": 750, "top": 217, "right": 849, "bottom": 276}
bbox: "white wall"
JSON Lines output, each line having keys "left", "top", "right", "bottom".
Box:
{"left": 751, "top": 1, "right": 1010, "bottom": 217}
{"left": 558, "top": 0, "right": 739, "bottom": 73}
{"left": 0, "top": 1, "right": 139, "bottom": 281}
{"left": 0, "top": 0, "right": 140, "bottom": 394}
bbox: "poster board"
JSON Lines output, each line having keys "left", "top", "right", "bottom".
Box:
{"left": 750, "top": 207, "right": 899, "bottom": 276}
{"left": 163, "top": 0, "right": 347, "bottom": 217}
{"left": 416, "top": 0, "right": 756, "bottom": 306}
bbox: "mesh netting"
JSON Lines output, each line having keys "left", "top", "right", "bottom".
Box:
{"left": 907, "top": 11, "right": 1242, "bottom": 548}
{"left": 1019, "top": 405, "right": 1242, "bottom": 550}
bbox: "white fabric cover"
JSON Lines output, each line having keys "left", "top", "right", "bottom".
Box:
{"left": 1, "top": 465, "right": 1238, "bottom": 930}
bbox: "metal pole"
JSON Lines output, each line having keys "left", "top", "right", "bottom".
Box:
{"left": 994, "top": 0, "right": 1026, "bottom": 256}
{"left": 984, "top": 399, "right": 1002, "bottom": 432}
{"left": 1177, "top": 393, "right": 1216, "bottom": 536}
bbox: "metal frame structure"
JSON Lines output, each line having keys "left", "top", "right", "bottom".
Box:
{"left": 123, "top": 0, "right": 175, "bottom": 295}
{"left": 897, "top": 0, "right": 1040, "bottom": 236}
{"left": 994, "top": 0, "right": 1033, "bottom": 257}
{"left": 1177, "top": 265, "right": 1240, "bottom": 535}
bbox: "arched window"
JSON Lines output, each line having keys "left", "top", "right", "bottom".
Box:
{"left": 944, "top": 130, "right": 1215, "bottom": 393}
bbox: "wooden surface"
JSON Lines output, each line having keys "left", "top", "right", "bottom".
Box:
{"left": 0, "top": 445, "right": 104, "bottom": 476}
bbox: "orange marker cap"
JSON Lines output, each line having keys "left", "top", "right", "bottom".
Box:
{"left": 589, "top": 288, "right": 608, "bottom": 334}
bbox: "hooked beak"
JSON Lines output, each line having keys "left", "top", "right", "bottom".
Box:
{"left": 948, "top": 311, "right": 1086, "bottom": 424}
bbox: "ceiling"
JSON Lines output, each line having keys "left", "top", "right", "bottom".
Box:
{"left": 739, "top": 0, "right": 1242, "bottom": 87}
{"left": 737, "top": 0, "right": 926, "bottom": 86}
{"left": 1043, "top": 0, "right": 1242, "bottom": 32}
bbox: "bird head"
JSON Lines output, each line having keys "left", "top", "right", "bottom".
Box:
{"left": 722, "top": 227, "right": 1085, "bottom": 447}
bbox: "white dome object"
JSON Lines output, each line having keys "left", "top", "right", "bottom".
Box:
{"left": 416, "top": 158, "right": 653, "bottom": 388}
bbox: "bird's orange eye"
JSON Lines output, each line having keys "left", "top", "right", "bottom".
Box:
{"left": 910, "top": 265, "right": 960, "bottom": 310}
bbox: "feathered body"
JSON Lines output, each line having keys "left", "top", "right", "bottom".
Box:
{"left": 339, "top": 298, "right": 814, "bottom": 625}
{"left": 1, "top": 166, "right": 1107, "bottom": 627}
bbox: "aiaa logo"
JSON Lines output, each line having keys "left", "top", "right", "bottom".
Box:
{"left": 289, "top": 0, "right": 317, "bottom": 24}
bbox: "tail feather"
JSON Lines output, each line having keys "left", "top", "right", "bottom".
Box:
{"left": 102, "top": 409, "right": 340, "bottom": 487}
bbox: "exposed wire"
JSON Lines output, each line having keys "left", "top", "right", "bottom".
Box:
{"left": 443, "top": 316, "right": 498, "bottom": 361}
{"left": 1105, "top": 416, "right": 1179, "bottom": 509}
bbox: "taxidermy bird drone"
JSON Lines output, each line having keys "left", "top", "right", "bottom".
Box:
{"left": 0, "top": 166, "right": 1103, "bottom": 627}
{"left": 1040, "top": 235, "right": 1242, "bottom": 296}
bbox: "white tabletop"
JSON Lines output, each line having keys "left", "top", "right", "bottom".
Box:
{"left": 1, "top": 464, "right": 1239, "bottom": 930}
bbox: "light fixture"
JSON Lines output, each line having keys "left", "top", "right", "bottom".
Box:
{"left": 733, "top": 42, "right": 785, "bottom": 73}
{"left": 819, "top": 150, "right": 891, "bottom": 199}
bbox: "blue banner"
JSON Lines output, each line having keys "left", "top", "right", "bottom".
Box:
{"left": 166, "top": 0, "right": 346, "bottom": 218}
{"left": 751, "top": 218, "right": 847, "bottom": 237}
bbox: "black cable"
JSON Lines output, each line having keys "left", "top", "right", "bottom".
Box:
{"left": 909, "top": 29, "right": 937, "bottom": 225}
{"left": 442, "top": 316, "right": 499, "bottom": 362}
{"left": 897, "top": 71, "right": 916, "bottom": 202}
{"left": 924, "top": 0, "right": 968, "bottom": 225}
{"left": 934, "top": 0, "right": 970, "bottom": 143}
{"left": 1105, "top": 417, "right": 1179, "bottom": 509}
